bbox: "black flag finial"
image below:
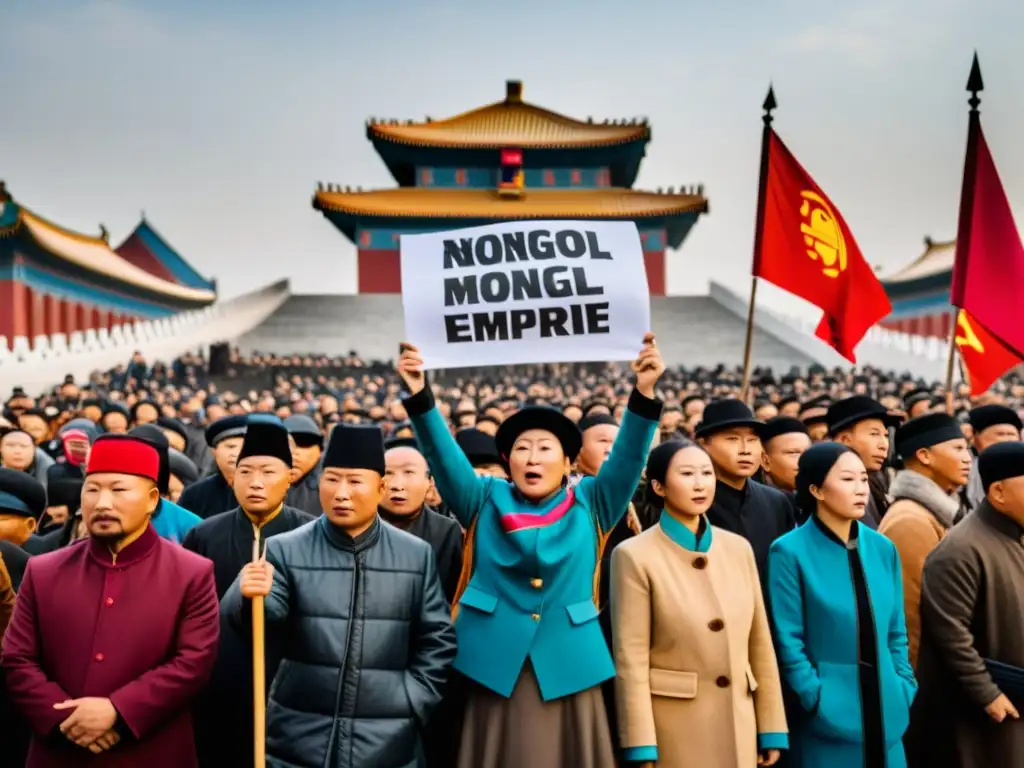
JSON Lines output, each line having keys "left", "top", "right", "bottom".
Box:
{"left": 967, "top": 52, "right": 984, "bottom": 111}
{"left": 762, "top": 85, "right": 777, "bottom": 125}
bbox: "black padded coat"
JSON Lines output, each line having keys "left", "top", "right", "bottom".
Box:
{"left": 222, "top": 515, "right": 457, "bottom": 768}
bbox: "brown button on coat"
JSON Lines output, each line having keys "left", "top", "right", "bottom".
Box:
{"left": 612, "top": 521, "right": 787, "bottom": 767}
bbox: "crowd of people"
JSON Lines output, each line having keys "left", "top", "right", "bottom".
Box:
{"left": 0, "top": 340, "right": 1022, "bottom": 767}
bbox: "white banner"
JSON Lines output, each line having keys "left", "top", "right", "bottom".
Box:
{"left": 400, "top": 220, "right": 651, "bottom": 369}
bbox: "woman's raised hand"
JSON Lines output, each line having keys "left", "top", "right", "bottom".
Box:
{"left": 631, "top": 333, "right": 665, "bottom": 398}
{"left": 397, "top": 343, "right": 427, "bottom": 396}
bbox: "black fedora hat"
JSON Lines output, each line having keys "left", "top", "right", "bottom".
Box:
{"left": 496, "top": 407, "right": 583, "bottom": 463}
{"left": 694, "top": 399, "right": 762, "bottom": 440}
{"left": 826, "top": 396, "right": 901, "bottom": 436}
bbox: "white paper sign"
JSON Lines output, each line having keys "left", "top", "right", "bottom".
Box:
{"left": 400, "top": 220, "right": 651, "bottom": 369}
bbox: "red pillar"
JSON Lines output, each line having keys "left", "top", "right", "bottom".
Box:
{"left": 62, "top": 300, "right": 79, "bottom": 335}
{"left": 28, "top": 288, "right": 45, "bottom": 342}
{"left": 0, "top": 280, "right": 30, "bottom": 341}
{"left": 76, "top": 303, "right": 88, "bottom": 332}
{"left": 357, "top": 250, "right": 402, "bottom": 293}
{"left": 643, "top": 251, "right": 666, "bottom": 296}
{"left": 44, "top": 294, "right": 62, "bottom": 336}
{"left": 90, "top": 307, "right": 103, "bottom": 330}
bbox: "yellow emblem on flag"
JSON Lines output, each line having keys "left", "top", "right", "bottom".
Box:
{"left": 799, "top": 190, "right": 847, "bottom": 278}
{"left": 955, "top": 310, "right": 985, "bottom": 354}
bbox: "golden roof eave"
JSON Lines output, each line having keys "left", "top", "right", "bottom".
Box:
{"left": 883, "top": 238, "right": 955, "bottom": 284}
{"left": 367, "top": 81, "right": 649, "bottom": 150}
{"left": 313, "top": 188, "right": 707, "bottom": 220}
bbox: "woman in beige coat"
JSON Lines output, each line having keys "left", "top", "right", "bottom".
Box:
{"left": 612, "top": 440, "right": 788, "bottom": 767}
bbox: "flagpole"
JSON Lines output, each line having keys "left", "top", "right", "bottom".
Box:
{"left": 944, "top": 319, "right": 958, "bottom": 414}
{"left": 740, "top": 86, "right": 777, "bottom": 403}
{"left": 945, "top": 53, "right": 984, "bottom": 413}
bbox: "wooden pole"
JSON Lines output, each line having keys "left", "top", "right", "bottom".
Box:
{"left": 740, "top": 85, "right": 777, "bottom": 403}
{"left": 945, "top": 317, "right": 958, "bottom": 415}
{"left": 739, "top": 276, "right": 760, "bottom": 402}
{"left": 252, "top": 534, "right": 266, "bottom": 768}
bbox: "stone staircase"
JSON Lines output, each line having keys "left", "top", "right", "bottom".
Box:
{"left": 234, "top": 294, "right": 813, "bottom": 369}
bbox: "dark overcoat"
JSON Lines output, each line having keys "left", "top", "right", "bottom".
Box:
{"left": 182, "top": 505, "right": 314, "bottom": 768}
{"left": 906, "top": 501, "right": 1024, "bottom": 768}
{"left": 177, "top": 471, "right": 236, "bottom": 519}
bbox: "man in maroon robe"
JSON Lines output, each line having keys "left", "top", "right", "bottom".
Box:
{"left": 0, "top": 434, "right": 220, "bottom": 767}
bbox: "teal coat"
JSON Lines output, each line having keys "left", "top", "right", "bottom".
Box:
{"left": 767, "top": 520, "right": 917, "bottom": 768}
{"left": 406, "top": 388, "right": 660, "bottom": 701}
{"left": 150, "top": 498, "right": 202, "bottom": 544}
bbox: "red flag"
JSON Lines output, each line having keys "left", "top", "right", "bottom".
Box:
{"left": 752, "top": 130, "right": 891, "bottom": 362}
{"left": 955, "top": 310, "right": 1022, "bottom": 395}
{"left": 950, "top": 123, "right": 1024, "bottom": 357}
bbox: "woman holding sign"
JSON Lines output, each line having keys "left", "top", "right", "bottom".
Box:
{"left": 397, "top": 334, "right": 664, "bottom": 768}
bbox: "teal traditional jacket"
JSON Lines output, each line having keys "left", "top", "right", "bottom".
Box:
{"left": 405, "top": 388, "right": 661, "bottom": 701}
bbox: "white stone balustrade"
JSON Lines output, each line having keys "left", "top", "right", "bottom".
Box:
{"left": 708, "top": 281, "right": 958, "bottom": 382}
{"left": 0, "top": 279, "right": 291, "bottom": 396}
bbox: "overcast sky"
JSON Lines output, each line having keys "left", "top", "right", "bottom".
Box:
{"left": 1, "top": 0, "right": 1020, "bottom": 314}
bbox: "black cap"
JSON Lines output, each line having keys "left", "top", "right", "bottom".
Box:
{"left": 777, "top": 394, "right": 801, "bottom": 409}
{"left": 130, "top": 400, "right": 160, "bottom": 422}
{"left": 168, "top": 448, "right": 200, "bottom": 485}
{"left": 969, "top": 405, "right": 1023, "bottom": 434}
{"left": 284, "top": 414, "right": 323, "bottom": 448}
{"left": 385, "top": 436, "right": 420, "bottom": 451}
{"left": 46, "top": 463, "right": 85, "bottom": 511}
{"left": 580, "top": 400, "right": 612, "bottom": 419}
{"left": 496, "top": 407, "right": 583, "bottom": 462}
{"left": 237, "top": 421, "right": 293, "bottom": 467}
{"left": 205, "top": 415, "right": 248, "bottom": 447}
{"left": 757, "top": 416, "right": 810, "bottom": 444}
{"left": 0, "top": 467, "right": 47, "bottom": 518}
{"left": 826, "top": 396, "right": 900, "bottom": 436}
{"left": 903, "top": 388, "right": 936, "bottom": 410}
{"left": 578, "top": 413, "right": 618, "bottom": 433}
{"left": 694, "top": 399, "right": 761, "bottom": 440}
{"left": 102, "top": 401, "right": 130, "bottom": 420}
{"left": 455, "top": 428, "right": 502, "bottom": 467}
{"left": 323, "top": 425, "right": 385, "bottom": 475}
{"left": 129, "top": 424, "right": 172, "bottom": 496}
{"left": 979, "top": 442, "right": 1024, "bottom": 492}
{"left": 157, "top": 417, "right": 189, "bottom": 448}
{"left": 895, "top": 413, "right": 965, "bottom": 460}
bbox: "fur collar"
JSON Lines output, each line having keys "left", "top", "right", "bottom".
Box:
{"left": 888, "top": 470, "right": 960, "bottom": 528}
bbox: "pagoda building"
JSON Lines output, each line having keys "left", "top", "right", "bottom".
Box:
{"left": 0, "top": 182, "right": 217, "bottom": 346}
{"left": 880, "top": 236, "right": 955, "bottom": 339}
{"left": 313, "top": 80, "right": 708, "bottom": 295}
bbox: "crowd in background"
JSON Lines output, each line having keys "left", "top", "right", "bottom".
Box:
{"left": 0, "top": 345, "right": 1023, "bottom": 767}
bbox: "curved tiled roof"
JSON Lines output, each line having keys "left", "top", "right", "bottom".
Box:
{"left": 367, "top": 80, "right": 649, "bottom": 150}
{"left": 313, "top": 187, "right": 707, "bottom": 219}
{"left": 0, "top": 201, "right": 216, "bottom": 303}
{"left": 116, "top": 220, "right": 216, "bottom": 291}
{"left": 883, "top": 238, "right": 954, "bottom": 285}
